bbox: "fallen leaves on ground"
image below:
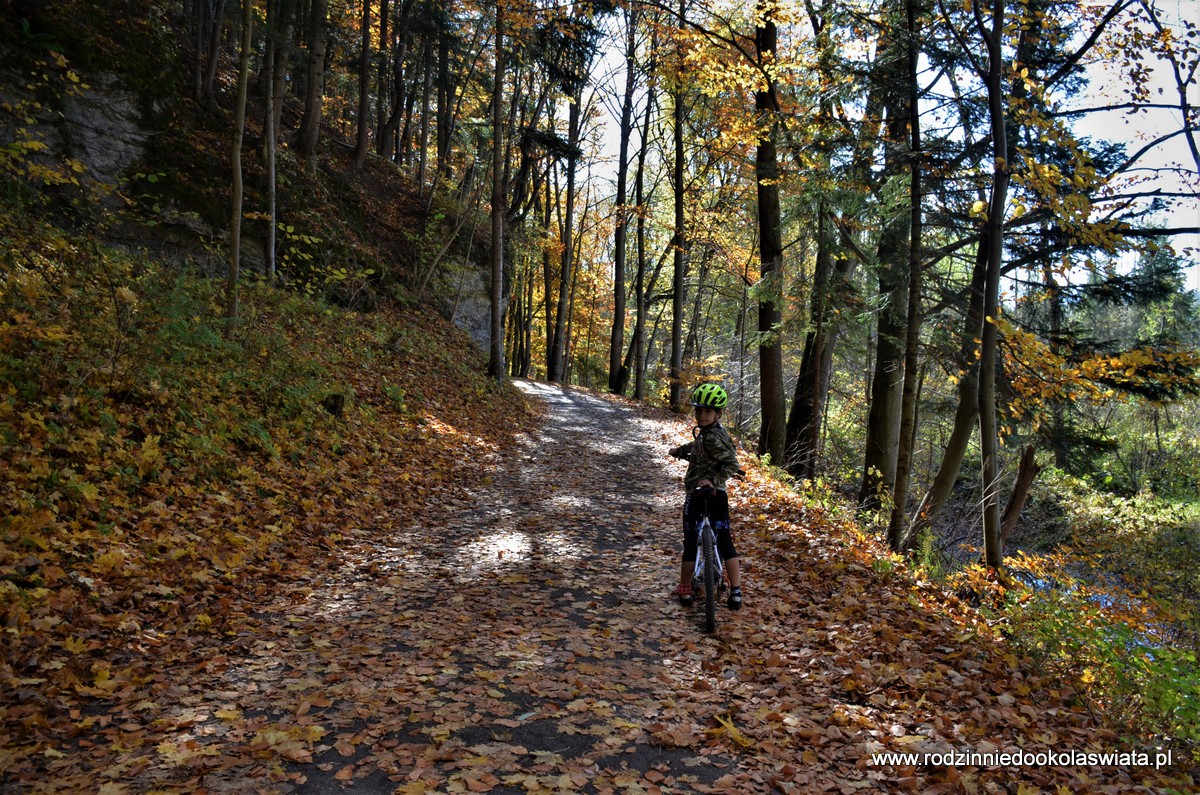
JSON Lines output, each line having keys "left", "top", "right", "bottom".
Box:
{"left": 3, "top": 326, "right": 1196, "bottom": 792}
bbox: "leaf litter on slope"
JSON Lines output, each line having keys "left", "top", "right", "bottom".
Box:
{"left": 4, "top": 379, "right": 1196, "bottom": 794}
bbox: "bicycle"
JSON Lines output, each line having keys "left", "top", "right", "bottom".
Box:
{"left": 689, "top": 486, "right": 726, "bottom": 634}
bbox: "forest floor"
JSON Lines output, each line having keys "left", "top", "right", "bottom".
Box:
{"left": 4, "top": 381, "right": 1195, "bottom": 794}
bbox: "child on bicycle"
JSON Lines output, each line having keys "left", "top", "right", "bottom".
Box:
{"left": 668, "top": 383, "right": 743, "bottom": 610}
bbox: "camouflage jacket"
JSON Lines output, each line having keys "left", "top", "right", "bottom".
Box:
{"left": 669, "top": 422, "right": 740, "bottom": 492}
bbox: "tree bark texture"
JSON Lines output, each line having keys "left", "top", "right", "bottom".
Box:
{"left": 548, "top": 95, "right": 582, "bottom": 383}
{"left": 488, "top": 2, "right": 506, "bottom": 383}
{"left": 978, "top": 0, "right": 1011, "bottom": 570}
{"left": 888, "top": 0, "right": 924, "bottom": 551}
{"left": 352, "top": 0, "right": 372, "bottom": 170}
{"left": 859, "top": 21, "right": 912, "bottom": 514}
{"left": 609, "top": 6, "right": 637, "bottom": 395}
{"left": 296, "top": 0, "right": 330, "bottom": 167}
{"left": 669, "top": 0, "right": 687, "bottom": 412}
{"left": 754, "top": 0, "right": 787, "bottom": 462}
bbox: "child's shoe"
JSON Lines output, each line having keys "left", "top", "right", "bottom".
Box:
{"left": 727, "top": 587, "right": 743, "bottom": 610}
{"left": 675, "top": 582, "right": 694, "bottom": 606}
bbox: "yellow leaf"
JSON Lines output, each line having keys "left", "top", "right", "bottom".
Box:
{"left": 713, "top": 713, "right": 754, "bottom": 749}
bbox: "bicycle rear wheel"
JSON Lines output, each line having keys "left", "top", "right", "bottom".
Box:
{"left": 700, "top": 519, "right": 717, "bottom": 633}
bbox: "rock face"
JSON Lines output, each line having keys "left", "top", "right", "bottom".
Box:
{"left": 59, "top": 72, "right": 152, "bottom": 191}
{"left": 0, "top": 56, "right": 152, "bottom": 201}
{"left": 443, "top": 263, "right": 493, "bottom": 351}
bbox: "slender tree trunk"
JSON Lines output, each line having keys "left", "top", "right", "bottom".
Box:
{"left": 633, "top": 79, "right": 655, "bottom": 401}
{"left": 668, "top": 0, "right": 687, "bottom": 411}
{"left": 908, "top": 241, "right": 987, "bottom": 541}
{"left": 379, "top": 4, "right": 413, "bottom": 158}
{"left": 522, "top": 254, "right": 535, "bottom": 377}
{"left": 296, "top": 0, "right": 330, "bottom": 167}
{"left": 978, "top": 0, "right": 1011, "bottom": 570}
{"left": 263, "top": 0, "right": 278, "bottom": 281}
{"left": 1044, "top": 262, "right": 1068, "bottom": 467}
{"left": 631, "top": 22, "right": 660, "bottom": 401}
{"left": 267, "top": 0, "right": 296, "bottom": 148}
{"left": 755, "top": 0, "right": 787, "bottom": 461}
{"left": 859, "top": 14, "right": 912, "bottom": 515}
{"left": 352, "top": 0, "right": 372, "bottom": 170}
{"left": 542, "top": 170, "right": 556, "bottom": 365}
{"left": 683, "top": 249, "right": 712, "bottom": 364}
{"left": 979, "top": 63, "right": 1008, "bottom": 566}
{"left": 609, "top": 5, "right": 638, "bottom": 394}
{"left": 417, "top": 40, "right": 433, "bottom": 194}
{"left": 202, "top": 0, "right": 228, "bottom": 110}
{"left": 548, "top": 92, "right": 582, "bottom": 383}
{"left": 193, "top": 0, "right": 205, "bottom": 102}
{"left": 227, "top": 0, "right": 252, "bottom": 332}
{"left": 785, "top": 0, "right": 836, "bottom": 479}
{"left": 437, "top": 32, "right": 452, "bottom": 181}
{"left": 488, "top": 2, "right": 506, "bottom": 383}
{"left": 376, "top": 0, "right": 389, "bottom": 142}
{"left": 1000, "top": 444, "right": 1041, "bottom": 543}
{"left": 785, "top": 203, "right": 831, "bottom": 480}
{"left": 888, "top": 0, "right": 924, "bottom": 550}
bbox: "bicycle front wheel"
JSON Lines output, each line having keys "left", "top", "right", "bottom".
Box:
{"left": 700, "top": 519, "right": 717, "bottom": 633}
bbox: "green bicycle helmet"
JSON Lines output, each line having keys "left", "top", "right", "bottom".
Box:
{"left": 690, "top": 383, "right": 728, "bottom": 409}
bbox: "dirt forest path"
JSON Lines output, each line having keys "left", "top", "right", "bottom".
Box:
{"left": 124, "top": 381, "right": 759, "bottom": 794}
{"left": 22, "top": 382, "right": 1193, "bottom": 794}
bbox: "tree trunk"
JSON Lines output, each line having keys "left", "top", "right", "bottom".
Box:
{"left": 668, "top": 0, "right": 688, "bottom": 412}
{"left": 266, "top": 0, "right": 296, "bottom": 150}
{"left": 375, "top": 0, "right": 389, "bottom": 143}
{"left": 436, "top": 31, "right": 452, "bottom": 181}
{"left": 296, "top": 0, "right": 330, "bottom": 167}
{"left": 263, "top": 0, "right": 278, "bottom": 282}
{"left": 352, "top": 0, "right": 372, "bottom": 170}
{"left": 888, "top": 0, "right": 924, "bottom": 551}
{"left": 201, "top": 0, "right": 228, "bottom": 110}
{"left": 488, "top": 2, "right": 506, "bottom": 384}
{"left": 784, "top": 203, "right": 832, "bottom": 480}
{"left": 1000, "top": 445, "right": 1041, "bottom": 543}
{"left": 784, "top": 0, "right": 841, "bottom": 479}
{"left": 978, "top": 0, "right": 1011, "bottom": 570}
{"left": 417, "top": 40, "right": 433, "bottom": 194}
{"left": 755, "top": 0, "right": 787, "bottom": 462}
{"left": 858, "top": 16, "right": 912, "bottom": 515}
{"left": 683, "top": 249, "right": 711, "bottom": 364}
{"left": 609, "top": 5, "right": 638, "bottom": 395}
{"left": 227, "top": 0, "right": 252, "bottom": 332}
{"left": 379, "top": 2, "right": 413, "bottom": 157}
{"left": 908, "top": 240, "right": 988, "bottom": 542}
{"left": 548, "top": 92, "right": 582, "bottom": 383}
{"left": 522, "top": 254, "right": 535, "bottom": 377}
{"left": 633, "top": 68, "right": 655, "bottom": 401}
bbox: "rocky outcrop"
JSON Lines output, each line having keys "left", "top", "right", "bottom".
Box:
{"left": 58, "top": 72, "right": 152, "bottom": 191}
